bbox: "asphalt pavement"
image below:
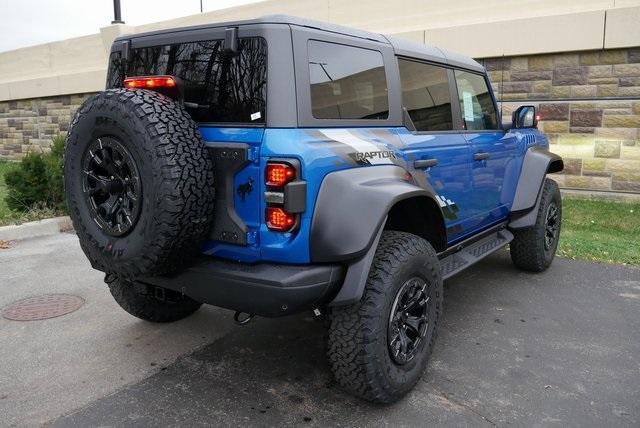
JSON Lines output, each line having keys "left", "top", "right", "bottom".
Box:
{"left": 0, "top": 233, "right": 638, "bottom": 427}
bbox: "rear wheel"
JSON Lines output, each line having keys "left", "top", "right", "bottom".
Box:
{"left": 510, "top": 178, "right": 562, "bottom": 272}
{"left": 106, "top": 274, "right": 202, "bottom": 323}
{"left": 327, "top": 231, "right": 443, "bottom": 403}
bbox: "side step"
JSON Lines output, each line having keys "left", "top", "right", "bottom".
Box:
{"left": 440, "top": 229, "right": 514, "bottom": 280}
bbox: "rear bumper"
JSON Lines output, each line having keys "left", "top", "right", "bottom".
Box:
{"left": 140, "top": 257, "right": 345, "bottom": 317}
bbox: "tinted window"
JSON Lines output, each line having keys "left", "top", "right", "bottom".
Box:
{"left": 454, "top": 70, "right": 498, "bottom": 130}
{"left": 106, "top": 51, "right": 124, "bottom": 89}
{"left": 121, "top": 37, "right": 267, "bottom": 124}
{"left": 398, "top": 59, "right": 453, "bottom": 131}
{"left": 308, "top": 40, "right": 388, "bottom": 120}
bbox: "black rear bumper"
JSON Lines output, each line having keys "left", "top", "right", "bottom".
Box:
{"left": 140, "top": 257, "right": 345, "bottom": 317}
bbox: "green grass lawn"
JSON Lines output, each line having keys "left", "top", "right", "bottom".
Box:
{"left": 558, "top": 198, "right": 639, "bottom": 266}
{"left": 1, "top": 159, "right": 639, "bottom": 265}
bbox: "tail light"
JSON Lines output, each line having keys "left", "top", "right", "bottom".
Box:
{"left": 266, "top": 207, "right": 296, "bottom": 231}
{"left": 264, "top": 160, "right": 305, "bottom": 233}
{"left": 266, "top": 162, "right": 296, "bottom": 187}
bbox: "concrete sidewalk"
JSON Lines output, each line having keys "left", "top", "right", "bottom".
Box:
{"left": 1, "top": 234, "right": 639, "bottom": 427}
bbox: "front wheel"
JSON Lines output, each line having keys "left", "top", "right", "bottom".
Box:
{"left": 327, "top": 231, "right": 443, "bottom": 403}
{"left": 510, "top": 178, "right": 562, "bottom": 272}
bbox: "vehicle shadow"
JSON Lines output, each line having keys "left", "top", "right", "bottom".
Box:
{"left": 54, "top": 253, "right": 520, "bottom": 427}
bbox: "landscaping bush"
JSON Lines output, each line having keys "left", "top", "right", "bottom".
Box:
{"left": 4, "top": 136, "right": 66, "bottom": 213}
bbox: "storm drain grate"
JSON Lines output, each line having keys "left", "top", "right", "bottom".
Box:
{"left": 2, "top": 294, "right": 85, "bottom": 321}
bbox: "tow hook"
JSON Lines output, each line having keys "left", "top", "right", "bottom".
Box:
{"left": 233, "top": 311, "right": 254, "bottom": 325}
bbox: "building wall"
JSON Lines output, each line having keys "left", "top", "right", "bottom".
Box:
{"left": 0, "top": 94, "right": 94, "bottom": 159}
{"left": 483, "top": 48, "right": 640, "bottom": 193}
{"left": 0, "top": 0, "right": 639, "bottom": 194}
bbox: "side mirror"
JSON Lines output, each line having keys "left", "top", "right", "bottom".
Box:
{"left": 512, "top": 105, "right": 538, "bottom": 129}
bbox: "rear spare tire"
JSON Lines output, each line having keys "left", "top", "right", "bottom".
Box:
{"left": 64, "top": 89, "right": 214, "bottom": 278}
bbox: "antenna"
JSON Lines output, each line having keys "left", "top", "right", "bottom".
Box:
{"left": 499, "top": 54, "right": 505, "bottom": 126}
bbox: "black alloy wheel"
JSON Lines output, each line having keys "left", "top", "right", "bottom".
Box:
{"left": 544, "top": 201, "right": 560, "bottom": 250}
{"left": 81, "top": 137, "right": 142, "bottom": 237}
{"left": 388, "top": 277, "right": 431, "bottom": 365}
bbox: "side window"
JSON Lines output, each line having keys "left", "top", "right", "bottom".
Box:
{"left": 398, "top": 59, "right": 453, "bottom": 132}
{"left": 126, "top": 37, "right": 267, "bottom": 124}
{"left": 308, "top": 40, "right": 389, "bottom": 120}
{"left": 454, "top": 70, "right": 498, "bottom": 130}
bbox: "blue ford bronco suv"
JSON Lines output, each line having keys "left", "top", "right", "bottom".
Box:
{"left": 64, "top": 15, "right": 563, "bottom": 403}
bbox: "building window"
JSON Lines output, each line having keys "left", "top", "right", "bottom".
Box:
{"left": 308, "top": 40, "right": 389, "bottom": 120}
{"left": 399, "top": 59, "right": 453, "bottom": 131}
{"left": 123, "top": 37, "right": 267, "bottom": 124}
{"left": 454, "top": 70, "right": 498, "bottom": 130}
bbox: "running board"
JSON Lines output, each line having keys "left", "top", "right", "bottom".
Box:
{"left": 440, "top": 229, "right": 514, "bottom": 280}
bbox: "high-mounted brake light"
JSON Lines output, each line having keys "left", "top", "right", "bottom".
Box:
{"left": 266, "top": 162, "right": 296, "bottom": 187}
{"left": 266, "top": 207, "right": 296, "bottom": 232}
{"left": 124, "top": 75, "right": 177, "bottom": 89}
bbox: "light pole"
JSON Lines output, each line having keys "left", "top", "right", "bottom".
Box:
{"left": 112, "top": 0, "right": 124, "bottom": 24}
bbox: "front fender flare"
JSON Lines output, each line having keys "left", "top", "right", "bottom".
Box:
{"left": 509, "top": 147, "right": 563, "bottom": 229}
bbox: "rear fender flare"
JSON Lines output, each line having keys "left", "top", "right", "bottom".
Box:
{"left": 310, "top": 165, "right": 445, "bottom": 263}
{"left": 309, "top": 165, "right": 447, "bottom": 306}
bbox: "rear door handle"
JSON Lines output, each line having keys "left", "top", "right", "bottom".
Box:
{"left": 414, "top": 158, "right": 438, "bottom": 169}
{"left": 474, "top": 152, "right": 490, "bottom": 161}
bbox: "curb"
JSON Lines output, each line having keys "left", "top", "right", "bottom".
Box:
{"left": 560, "top": 189, "right": 640, "bottom": 203}
{"left": 0, "top": 216, "right": 73, "bottom": 242}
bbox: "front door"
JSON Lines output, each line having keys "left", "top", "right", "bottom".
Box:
{"left": 396, "top": 58, "right": 475, "bottom": 242}
{"left": 453, "top": 69, "right": 520, "bottom": 231}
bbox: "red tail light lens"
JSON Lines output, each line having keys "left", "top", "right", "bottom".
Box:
{"left": 266, "top": 207, "right": 296, "bottom": 232}
{"left": 266, "top": 162, "right": 296, "bottom": 187}
{"left": 124, "top": 75, "right": 177, "bottom": 89}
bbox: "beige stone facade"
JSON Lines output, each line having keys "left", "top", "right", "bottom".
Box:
{"left": 0, "top": 0, "right": 639, "bottom": 194}
{"left": 482, "top": 48, "right": 640, "bottom": 193}
{"left": 0, "top": 94, "right": 93, "bottom": 159}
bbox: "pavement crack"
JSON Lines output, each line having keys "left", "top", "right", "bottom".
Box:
{"left": 431, "top": 386, "right": 498, "bottom": 427}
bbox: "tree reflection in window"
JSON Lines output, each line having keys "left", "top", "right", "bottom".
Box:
{"left": 122, "top": 37, "right": 267, "bottom": 124}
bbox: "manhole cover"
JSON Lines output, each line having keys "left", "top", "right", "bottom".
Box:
{"left": 2, "top": 294, "right": 85, "bottom": 321}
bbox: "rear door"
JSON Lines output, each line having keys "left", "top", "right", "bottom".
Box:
{"left": 396, "top": 58, "right": 474, "bottom": 242}
{"left": 123, "top": 27, "right": 271, "bottom": 261}
{"left": 453, "top": 70, "right": 520, "bottom": 230}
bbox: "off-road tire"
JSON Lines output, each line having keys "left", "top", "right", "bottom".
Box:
{"left": 510, "top": 178, "right": 562, "bottom": 272}
{"left": 64, "top": 89, "right": 214, "bottom": 278}
{"left": 106, "top": 274, "right": 202, "bottom": 323}
{"left": 327, "top": 231, "right": 443, "bottom": 403}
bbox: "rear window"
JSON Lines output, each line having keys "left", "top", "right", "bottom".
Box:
{"left": 308, "top": 40, "right": 389, "bottom": 120}
{"left": 109, "top": 37, "right": 267, "bottom": 124}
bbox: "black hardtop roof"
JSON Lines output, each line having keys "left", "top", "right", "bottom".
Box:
{"left": 116, "top": 14, "right": 484, "bottom": 73}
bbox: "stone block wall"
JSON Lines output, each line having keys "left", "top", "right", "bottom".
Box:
{"left": 481, "top": 48, "right": 640, "bottom": 193}
{"left": 0, "top": 93, "right": 94, "bottom": 159}
{"left": 1, "top": 47, "right": 639, "bottom": 195}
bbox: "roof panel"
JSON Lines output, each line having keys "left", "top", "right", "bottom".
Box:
{"left": 116, "top": 14, "right": 484, "bottom": 72}
{"left": 385, "top": 36, "right": 446, "bottom": 64}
